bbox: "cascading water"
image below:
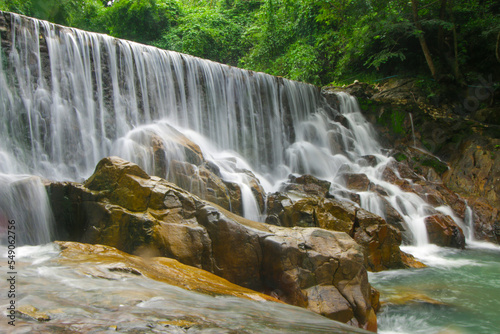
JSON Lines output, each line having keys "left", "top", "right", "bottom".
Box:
{"left": 0, "top": 11, "right": 468, "bottom": 248}
{"left": 0, "top": 12, "right": 318, "bottom": 239}
{"left": 2, "top": 11, "right": 500, "bottom": 334}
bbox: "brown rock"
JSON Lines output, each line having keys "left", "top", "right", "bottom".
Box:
{"left": 47, "top": 157, "right": 377, "bottom": 328}
{"left": 343, "top": 173, "right": 371, "bottom": 191}
{"left": 260, "top": 227, "right": 376, "bottom": 329}
{"left": 424, "top": 214, "right": 466, "bottom": 249}
{"left": 56, "top": 241, "right": 279, "bottom": 302}
{"left": 169, "top": 160, "right": 242, "bottom": 215}
{"left": 469, "top": 198, "right": 500, "bottom": 243}
{"left": 401, "top": 251, "right": 427, "bottom": 269}
{"left": 354, "top": 209, "right": 404, "bottom": 272}
{"left": 282, "top": 174, "right": 332, "bottom": 197}
{"left": 370, "top": 287, "right": 381, "bottom": 313}
{"left": 444, "top": 139, "right": 500, "bottom": 210}
{"left": 381, "top": 165, "right": 399, "bottom": 185}
{"left": 360, "top": 155, "right": 379, "bottom": 167}
{"left": 266, "top": 194, "right": 404, "bottom": 272}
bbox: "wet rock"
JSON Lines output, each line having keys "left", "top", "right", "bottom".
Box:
{"left": 47, "top": 157, "right": 376, "bottom": 328}
{"left": 244, "top": 169, "right": 267, "bottom": 213}
{"left": 145, "top": 127, "right": 266, "bottom": 216}
{"left": 370, "top": 287, "right": 381, "bottom": 313}
{"left": 324, "top": 81, "right": 377, "bottom": 100}
{"left": 359, "top": 155, "right": 379, "bottom": 167}
{"left": 343, "top": 173, "right": 371, "bottom": 191}
{"left": 469, "top": 198, "right": 500, "bottom": 243}
{"left": 424, "top": 214, "right": 466, "bottom": 249}
{"left": 353, "top": 209, "right": 404, "bottom": 272}
{"left": 381, "top": 160, "right": 468, "bottom": 222}
{"left": 385, "top": 292, "right": 447, "bottom": 306}
{"left": 379, "top": 196, "right": 408, "bottom": 233}
{"left": 56, "top": 241, "right": 279, "bottom": 302}
{"left": 326, "top": 79, "right": 499, "bottom": 245}
{"left": 406, "top": 146, "right": 450, "bottom": 176}
{"left": 169, "top": 160, "right": 243, "bottom": 215}
{"left": 401, "top": 251, "right": 427, "bottom": 269}
{"left": 265, "top": 193, "right": 404, "bottom": 272}
{"left": 281, "top": 174, "right": 332, "bottom": 198}
{"left": 17, "top": 305, "right": 50, "bottom": 322}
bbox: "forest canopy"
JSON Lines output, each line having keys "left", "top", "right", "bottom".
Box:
{"left": 1, "top": 0, "right": 499, "bottom": 87}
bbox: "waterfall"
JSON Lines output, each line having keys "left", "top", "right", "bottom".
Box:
{"left": 0, "top": 12, "right": 322, "bottom": 242}
{"left": 0, "top": 12, "right": 468, "bottom": 248}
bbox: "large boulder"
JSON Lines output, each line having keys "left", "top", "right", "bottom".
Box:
{"left": 168, "top": 159, "right": 244, "bottom": 215}
{"left": 266, "top": 191, "right": 405, "bottom": 272}
{"left": 56, "top": 241, "right": 280, "bottom": 302}
{"left": 468, "top": 198, "right": 500, "bottom": 243}
{"left": 46, "top": 157, "right": 377, "bottom": 330}
{"left": 342, "top": 173, "right": 371, "bottom": 192}
{"left": 424, "top": 214, "right": 466, "bottom": 249}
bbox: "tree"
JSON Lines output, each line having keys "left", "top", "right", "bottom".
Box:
{"left": 156, "top": 6, "right": 244, "bottom": 65}
{"left": 105, "top": 0, "right": 180, "bottom": 44}
{"left": 411, "top": 0, "right": 438, "bottom": 80}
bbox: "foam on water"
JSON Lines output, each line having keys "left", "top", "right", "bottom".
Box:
{"left": 401, "top": 245, "right": 480, "bottom": 268}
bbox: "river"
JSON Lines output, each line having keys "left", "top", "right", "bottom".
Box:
{"left": 371, "top": 242, "right": 500, "bottom": 334}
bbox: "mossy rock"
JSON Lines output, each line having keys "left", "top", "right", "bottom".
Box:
{"left": 393, "top": 152, "right": 408, "bottom": 162}
{"left": 420, "top": 158, "right": 449, "bottom": 175}
{"left": 376, "top": 106, "right": 409, "bottom": 136}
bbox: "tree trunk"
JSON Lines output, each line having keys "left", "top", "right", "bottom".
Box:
{"left": 438, "top": 0, "right": 448, "bottom": 53}
{"left": 448, "top": 0, "right": 465, "bottom": 84}
{"left": 496, "top": 31, "right": 500, "bottom": 63}
{"left": 411, "top": 0, "right": 438, "bottom": 80}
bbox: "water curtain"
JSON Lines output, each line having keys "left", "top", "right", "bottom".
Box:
{"left": 0, "top": 12, "right": 470, "bottom": 245}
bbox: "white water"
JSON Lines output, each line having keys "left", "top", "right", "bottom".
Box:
{"left": 0, "top": 12, "right": 473, "bottom": 250}
{"left": 0, "top": 244, "right": 370, "bottom": 333}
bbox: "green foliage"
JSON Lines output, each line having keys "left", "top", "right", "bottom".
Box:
{"left": 420, "top": 158, "right": 449, "bottom": 175}
{"left": 240, "top": 0, "right": 323, "bottom": 82}
{"left": 393, "top": 152, "right": 408, "bottom": 162}
{"left": 156, "top": 7, "right": 244, "bottom": 65}
{"left": 377, "top": 107, "right": 407, "bottom": 136}
{"left": 0, "top": 0, "right": 33, "bottom": 16}
{"left": 30, "top": 0, "right": 78, "bottom": 25}
{"left": 70, "top": 0, "right": 107, "bottom": 33}
{"left": 272, "top": 40, "right": 321, "bottom": 84}
{"left": 1, "top": 0, "right": 499, "bottom": 87}
{"left": 105, "top": 0, "right": 180, "bottom": 44}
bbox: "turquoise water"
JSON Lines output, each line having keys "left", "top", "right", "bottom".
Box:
{"left": 370, "top": 242, "right": 500, "bottom": 334}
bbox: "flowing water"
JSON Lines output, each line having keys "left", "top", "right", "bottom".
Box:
{"left": 0, "top": 243, "right": 369, "bottom": 334}
{"left": 0, "top": 12, "right": 499, "bottom": 333}
{"left": 371, "top": 242, "right": 500, "bottom": 334}
{"left": 0, "top": 12, "right": 450, "bottom": 242}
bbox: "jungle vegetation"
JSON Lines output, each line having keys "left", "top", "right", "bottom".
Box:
{"left": 1, "top": 0, "right": 499, "bottom": 88}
